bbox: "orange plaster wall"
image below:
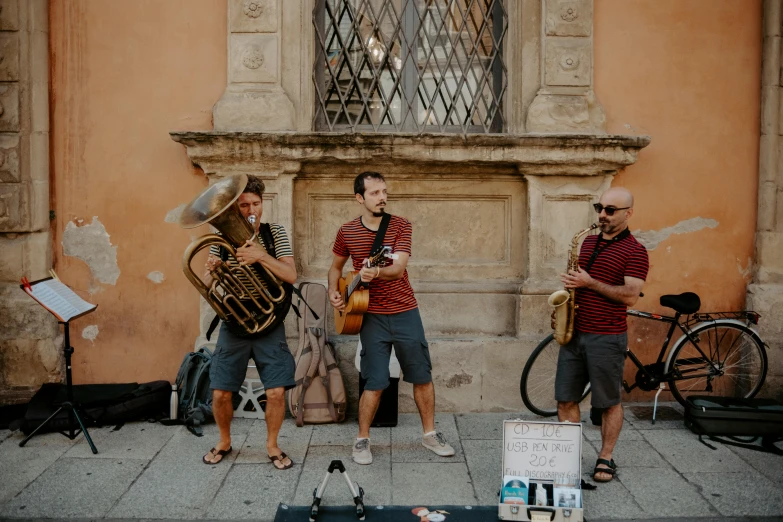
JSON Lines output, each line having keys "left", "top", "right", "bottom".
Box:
{"left": 594, "top": 0, "right": 762, "bottom": 394}
{"left": 50, "top": 1, "right": 226, "bottom": 384}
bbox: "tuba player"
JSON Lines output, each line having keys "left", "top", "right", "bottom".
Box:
{"left": 201, "top": 175, "right": 297, "bottom": 470}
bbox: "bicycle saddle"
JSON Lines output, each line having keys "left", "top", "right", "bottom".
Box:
{"left": 659, "top": 292, "right": 701, "bottom": 314}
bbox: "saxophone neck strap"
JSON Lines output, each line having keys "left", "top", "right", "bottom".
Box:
{"left": 584, "top": 227, "right": 630, "bottom": 272}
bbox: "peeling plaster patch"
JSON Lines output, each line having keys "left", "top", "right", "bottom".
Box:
{"left": 165, "top": 204, "right": 186, "bottom": 224}
{"left": 82, "top": 325, "right": 99, "bottom": 342}
{"left": 633, "top": 218, "right": 718, "bottom": 250}
{"left": 62, "top": 217, "right": 120, "bottom": 293}
{"left": 147, "top": 271, "right": 165, "bottom": 284}
{"left": 737, "top": 257, "right": 753, "bottom": 279}
{"left": 444, "top": 371, "right": 473, "bottom": 389}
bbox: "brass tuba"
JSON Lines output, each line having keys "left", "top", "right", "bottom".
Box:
{"left": 548, "top": 223, "right": 599, "bottom": 345}
{"left": 179, "top": 174, "right": 291, "bottom": 335}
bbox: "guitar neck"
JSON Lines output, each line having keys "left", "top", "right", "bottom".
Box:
{"left": 346, "top": 272, "right": 363, "bottom": 300}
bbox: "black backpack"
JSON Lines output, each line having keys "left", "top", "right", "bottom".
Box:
{"left": 169, "top": 347, "right": 214, "bottom": 436}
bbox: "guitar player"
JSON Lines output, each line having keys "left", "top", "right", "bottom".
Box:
{"left": 327, "top": 171, "right": 456, "bottom": 465}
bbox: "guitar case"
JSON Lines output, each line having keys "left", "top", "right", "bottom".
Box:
{"left": 684, "top": 395, "right": 783, "bottom": 454}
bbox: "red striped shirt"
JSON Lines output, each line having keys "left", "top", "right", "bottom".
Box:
{"left": 574, "top": 230, "right": 649, "bottom": 334}
{"left": 332, "top": 215, "right": 418, "bottom": 314}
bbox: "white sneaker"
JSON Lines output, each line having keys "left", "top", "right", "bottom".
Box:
{"left": 352, "top": 438, "right": 372, "bottom": 465}
{"left": 422, "top": 431, "right": 456, "bottom": 457}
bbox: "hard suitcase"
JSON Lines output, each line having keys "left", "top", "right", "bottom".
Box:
{"left": 684, "top": 395, "right": 783, "bottom": 454}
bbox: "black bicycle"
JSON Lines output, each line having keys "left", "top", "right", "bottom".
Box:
{"left": 520, "top": 292, "right": 769, "bottom": 417}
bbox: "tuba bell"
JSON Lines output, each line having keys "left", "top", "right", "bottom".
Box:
{"left": 549, "top": 223, "right": 599, "bottom": 345}
{"left": 179, "top": 174, "right": 291, "bottom": 336}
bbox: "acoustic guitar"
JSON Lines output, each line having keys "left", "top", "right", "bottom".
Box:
{"left": 335, "top": 246, "right": 392, "bottom": 335}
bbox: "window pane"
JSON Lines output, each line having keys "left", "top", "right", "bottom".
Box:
{"left": 314, "top": 0, "right": 507, "bottom": 133}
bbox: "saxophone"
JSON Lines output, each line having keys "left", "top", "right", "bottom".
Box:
{"left": 548, "top": 223, "right": 599, "bottom": 345}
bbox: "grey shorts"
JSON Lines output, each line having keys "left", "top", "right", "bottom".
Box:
{"left": 209, "top": 322, "right": 296, "bottom": 392}
{"left": 359, "top": 308, "right": 432, "bottom": 390}
{"left": 554, "top": 331, "right": 627, "bottom": 409}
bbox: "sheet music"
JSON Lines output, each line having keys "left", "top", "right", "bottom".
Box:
{"left": 26, "top": 279, "right": 96, "bottom": 322}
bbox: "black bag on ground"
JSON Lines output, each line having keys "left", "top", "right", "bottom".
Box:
{"left": 684, "top": 395, "right": 783, "bottom": 454}
{"left": 21, "top": 381, "right": 170, "bottom": 435}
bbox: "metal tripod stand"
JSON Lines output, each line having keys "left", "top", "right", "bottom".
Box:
{"left": 19, "top": 320, "right": 98, "bottom": 454}
{"left": 310, "top": 459, "right": 365, "bottom": 521}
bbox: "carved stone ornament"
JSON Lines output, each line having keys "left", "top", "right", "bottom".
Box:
{"left": 560, "top": 3, "right": 579, "bottom": 22}
{"left": 559, "top": 53, "right": 580, "bottom": 71}
{"left": 242, "top": 47, "right": 264, "bottom": 69}
{"left": 243, "top": 0, "right": 264, "bottom": 18}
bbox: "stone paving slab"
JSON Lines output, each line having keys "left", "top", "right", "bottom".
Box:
{"left": 205, "top": 463, "right": 302, "bottom": 520}
{"left": 293, "top": 444, "right": 392, "bottom": 508}
{"left": 724, "top": 441, "right": 783, "bottom": 485}
{"left": 683, "top": 470, "right": 783, "bottom": 517}
{"left": 0, "top": 457, "right": 146, "bottom": 519}
{"left": 391, "top": 413, "right": 463, "bottom": 463}
{"left": 617, "top": 467, "right": 717, "bottom": 518}
{"left": 642, "top": 429, "right": 753, "bottom": 474}
{"left": 235, "top": 419, "right": 312, "bottom": 465}
{"left": 390, "top": 462, "right": 476, "bottom": 506}
{"left": 63, "top": 422, "right": 178, "bottom": 460}
{"left": 0, "top": 430, "right": 78, "bottom": 504}
{"left": 309, "top": 420, "right": 390, "bottom": 446}
{"left": 455, "top": 412, "right": 534, "bottom": 440}
{"left": 582, "top": 476, "right": 646, "bottom": 520}
{"left": 608, "top": 439, "right": 670, "bottom": 468}
{"left": 461, "top": 439, "right": 501, "bottom": 505}
{"left": 583, "top": 421, "right": 645, "bottom": 441}
{"left": 107, "top": 425, "right": 248, "bottom": 519}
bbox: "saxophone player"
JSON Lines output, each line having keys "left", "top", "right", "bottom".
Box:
{"left": 555, "top": 187, "right": 649, "bottom": 484}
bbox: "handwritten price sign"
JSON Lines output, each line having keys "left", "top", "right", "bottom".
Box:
{"left": 502, "top": 420, "right": 582, "bottom": 486}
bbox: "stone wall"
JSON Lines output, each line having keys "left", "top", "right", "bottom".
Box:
{"left": 0, "top": 0, "right": 59, "bottom": 404}
{"left": 747, "top": 0, "right": 783, "bottom": 400}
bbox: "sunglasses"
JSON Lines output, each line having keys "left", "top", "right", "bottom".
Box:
{"left": 593, "top": 203, "right": 630, "bottom": 216}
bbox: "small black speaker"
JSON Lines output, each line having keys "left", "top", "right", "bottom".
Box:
{"left": 358, "top": 376, "right": 399, "bottom": 427}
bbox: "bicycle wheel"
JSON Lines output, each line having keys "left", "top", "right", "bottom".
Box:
{"left": 666, "top": 320, "right": 767, "bottom": 405}
{"left": 520, "top": 334, "right": 590, "bottom": 416}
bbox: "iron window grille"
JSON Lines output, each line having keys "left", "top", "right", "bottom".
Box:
{"left": 313, "top": 0, "right": 507, "bottom": 134}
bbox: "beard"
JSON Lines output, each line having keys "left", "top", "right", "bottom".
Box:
{"left": 371, "top": 208, "right": 386, "bottom": 218}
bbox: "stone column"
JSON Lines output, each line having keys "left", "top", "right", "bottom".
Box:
{"left": 212, "top": 0, "right": 310, "bottom": 131}
{"left": 526, "top": 0, "right": 606, "bottom": 133}
{"left": 747, "top": 0, "right": 783, "bottom": 399}
{"left": 0, "top": 0, "right": 59, "bottom": 404}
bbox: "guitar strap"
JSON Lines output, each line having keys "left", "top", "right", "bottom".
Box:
{"left": 370, "top": 213, "right": 391, "bottom": 260}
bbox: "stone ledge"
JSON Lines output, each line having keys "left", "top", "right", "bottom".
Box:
{"left": 169, "top": 131, "right": 651, "bottom": 176}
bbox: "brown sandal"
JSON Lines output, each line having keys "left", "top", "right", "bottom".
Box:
{"left": 202, "top": 446, "right": 232, "bottom": 465}
{"left": 268, "top": 452, "right": 293, "bottom": 470}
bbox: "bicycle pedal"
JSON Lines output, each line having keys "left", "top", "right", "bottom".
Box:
{"left": 622, "top": 380, "right": 636, "bottom": 393}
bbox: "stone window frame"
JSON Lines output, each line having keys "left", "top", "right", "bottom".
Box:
{"left": 214, "top": 0, "right": 605, "bottom": 135}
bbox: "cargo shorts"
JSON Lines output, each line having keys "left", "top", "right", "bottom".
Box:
{"left": 209, "top": 322, "right": 296, "bottom": 392}
{"left": 359, "top": 308, "right": 432, "bottom": 390}
{"left": 554, "top": 331, "right": 627, "bottom": 409}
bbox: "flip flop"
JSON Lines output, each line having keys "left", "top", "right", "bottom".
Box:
{"left": 202, "top": 446, "right": 232, "bottom": 465}
{"left": 593, "top": 458, "right": 617, "bottom": 482}
{"left": 268, "top": 451, "right": 294, "bottom": 470}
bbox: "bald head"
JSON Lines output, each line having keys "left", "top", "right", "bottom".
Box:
{"left": 600, "top": 187, "right": 634, "bottom": 208}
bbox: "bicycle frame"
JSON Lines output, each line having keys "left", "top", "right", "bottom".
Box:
{"left": 624, "top": 309, "right": 761, "bottom": 390}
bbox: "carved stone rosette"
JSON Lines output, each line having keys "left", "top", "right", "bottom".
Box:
{"left": 526, "top": 0, "right": 606, "bottom": 133}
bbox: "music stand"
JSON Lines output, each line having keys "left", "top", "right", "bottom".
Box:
{"left": 19, "top": 278, "right": 98, "bottom": 454}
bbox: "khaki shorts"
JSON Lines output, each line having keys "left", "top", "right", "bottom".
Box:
{"left": 554, "top": 331, "right": 627, "bottom": 409}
